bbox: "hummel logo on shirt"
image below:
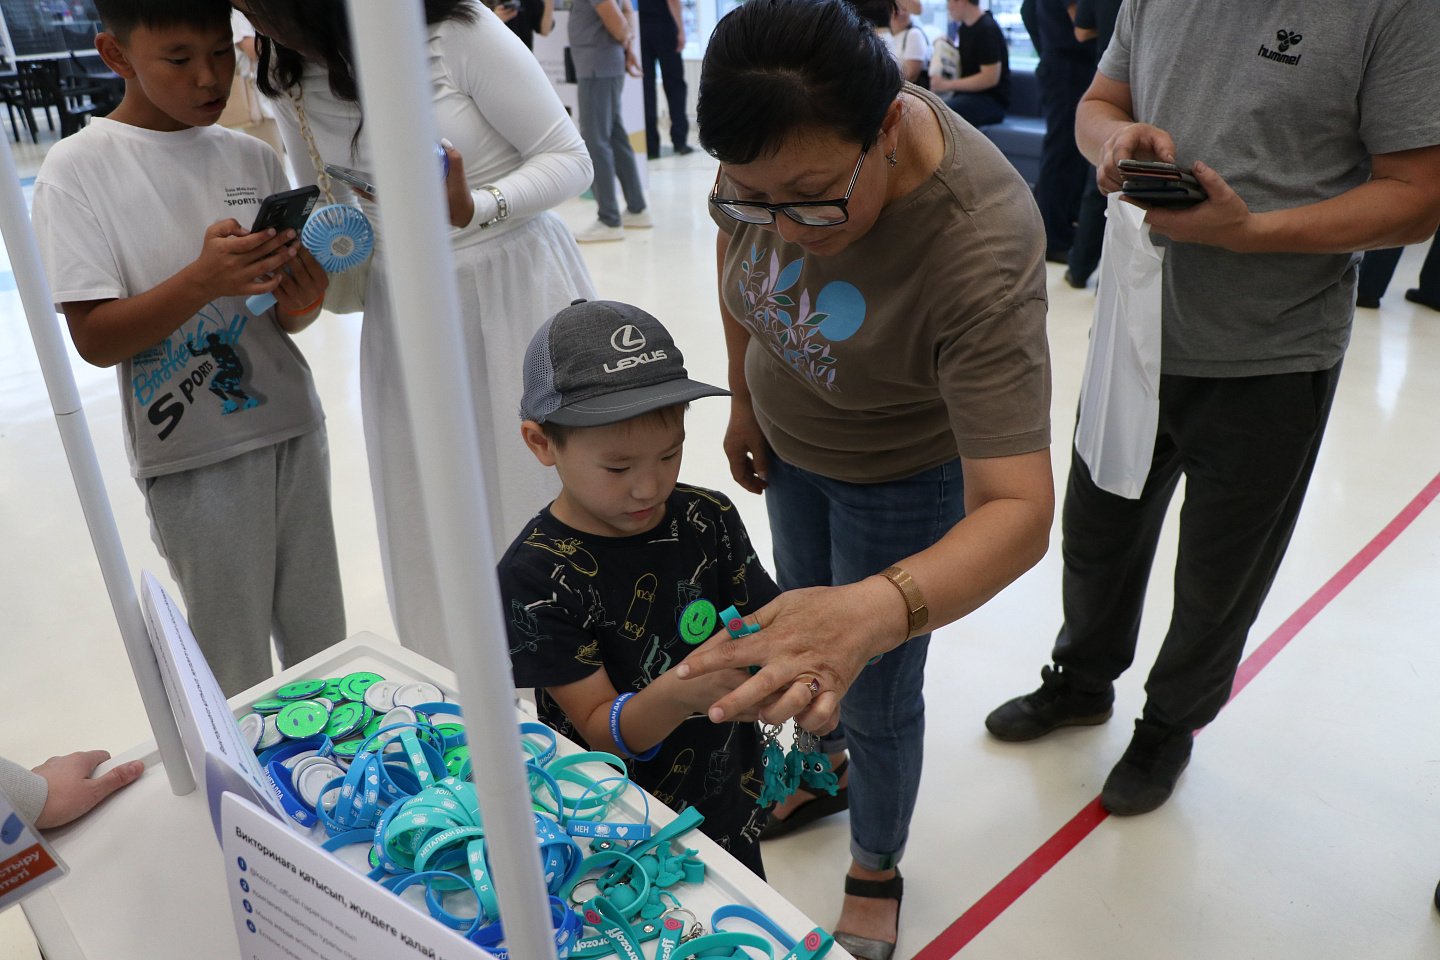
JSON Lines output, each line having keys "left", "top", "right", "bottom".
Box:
{"left": 1258, "top": 29, "right": 1303, "bottom": 65}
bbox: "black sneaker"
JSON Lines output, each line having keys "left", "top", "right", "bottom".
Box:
{"left": 985, "top": 665, "right": 1114, "bottom": 742}
{"left": 1100, "top": 720, "right": 1193, "bottom": 816}
{"left": 1405, "top": 288, "right": 1440, "bottom": 312}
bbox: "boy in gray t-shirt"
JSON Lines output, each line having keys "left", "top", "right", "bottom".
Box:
{"left": 987, "top": 0, "right": 1440, "bottom": 815}
{"left": 33, "top": 0, "right": 345, "bottom": 694}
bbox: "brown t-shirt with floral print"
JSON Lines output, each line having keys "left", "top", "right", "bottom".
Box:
{"left": 714, "top": 85, "right": 1051, "bottom": 483}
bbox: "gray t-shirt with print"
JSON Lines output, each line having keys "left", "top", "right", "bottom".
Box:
{"left": 1101, "top": 0, "right": 1440, "bottom": 377}
{"left": 33, "top": 119, "right": 325, "bottom": 479}
{"left": 569, "top": 0, "right": 625, "bottom": 79}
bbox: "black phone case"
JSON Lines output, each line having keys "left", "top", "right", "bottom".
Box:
{"left": 251, "top": 186, "right": 320, "bottom": 234}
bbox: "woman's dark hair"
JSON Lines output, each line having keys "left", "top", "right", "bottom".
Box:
{"left": 250, "top": 0, "right": 475, "bottom": 104}
{"left": 697, "top": 0, "right": 903, "bottom": 165}
{"left": 94, "top": 0, "right": 231, "bottom": 42}
{"left": 847, "top": 0, "right": 898, "bottom": 30}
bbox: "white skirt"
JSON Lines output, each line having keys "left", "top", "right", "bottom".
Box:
{"left": 361, "top": 211, "right": 596, "bottom": 665}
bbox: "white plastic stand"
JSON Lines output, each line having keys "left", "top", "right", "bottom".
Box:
{"left": 0, "top": 105, "right": 193, "bottom": 797}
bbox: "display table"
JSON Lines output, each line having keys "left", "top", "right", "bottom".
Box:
{"left": 22, "top": 634, "right": 837, "bottom": 959}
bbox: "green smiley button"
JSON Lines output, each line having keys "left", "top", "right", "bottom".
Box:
{"left": 678, "top": 599, "right": 718, "bottom": 645}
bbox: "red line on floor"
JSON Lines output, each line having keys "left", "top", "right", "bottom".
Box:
{"left": 912, "top": 470, "right": 1440, "bottom": 960}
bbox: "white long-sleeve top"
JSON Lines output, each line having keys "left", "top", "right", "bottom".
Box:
{"left": 0, "top": 756, "right": 46, "bottom": 825}
{"left": 272, "top": 2, "right": 591, "bottom": 239}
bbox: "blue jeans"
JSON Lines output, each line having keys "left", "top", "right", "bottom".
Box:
{"left": 764, "top": 453, "right": 965, "bottom": 870}
{"left": 576, "top": 75, "right": 647, "bottom": 227}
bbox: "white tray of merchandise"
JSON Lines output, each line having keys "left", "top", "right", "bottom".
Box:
{"left": 22, "top": 635, "right": 839, "bottom": 960}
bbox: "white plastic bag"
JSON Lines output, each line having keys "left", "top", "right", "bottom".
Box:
{"left": 1074, "top": 193, "right": 1164, "bottom": 499}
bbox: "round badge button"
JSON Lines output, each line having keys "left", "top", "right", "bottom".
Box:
{"left": 338, "top": 671, "right": 386, "bottom": 702}
{"left": 392, "top": 681, "right": 444, "bottom": 709}
{"left": 256, "top": 714, "right": 284, "bottom": 750}
{"left": 276, "top": 699, "right": 330, "bottom": 739}
{"left": 363, "top": 679, "right": 402, "bottom": 713}
{"left": 275, "top": 679, "right": 325, "bottom": 701}
{"left": 238, "top": 712, "right": 265, "bottom": 751}
{"left": 325, "top": 701, "right": 367, "bottom": 739}
{"left": 678, "top": 599, "right": 717, "bottom": 645}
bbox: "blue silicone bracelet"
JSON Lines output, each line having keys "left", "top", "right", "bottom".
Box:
{"left": 609, "top": 693, "right": 660, "bottom": 761}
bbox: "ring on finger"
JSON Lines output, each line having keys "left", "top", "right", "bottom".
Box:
{"left": 794, "top": 673, "right": 822, "bottom": 698}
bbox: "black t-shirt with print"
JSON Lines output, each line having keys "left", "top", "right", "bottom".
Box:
{"left": 500, "top": 483, "right": 781, "bottom": 867}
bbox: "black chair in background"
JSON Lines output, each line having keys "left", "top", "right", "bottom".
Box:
{"left": 11, "top": 59, "right": 105, "bottom": 142}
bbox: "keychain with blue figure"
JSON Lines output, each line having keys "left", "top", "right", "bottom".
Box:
{"left": 791, "top": 728, "right": 839, "bottom": 797}
{"left": 758, "top": 723, "right": 800, "bottom": 808}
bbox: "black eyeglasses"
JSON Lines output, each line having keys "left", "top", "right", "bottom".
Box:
{"left": 708, "top": 148, "right": 868, "bottom": 227}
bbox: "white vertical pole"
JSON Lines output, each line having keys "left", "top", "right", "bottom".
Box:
{"left": 345, "top": 3, "right": 558, "bottom": 959}
{"left": 0, "top": 134, "right": 194, "bottom": 796}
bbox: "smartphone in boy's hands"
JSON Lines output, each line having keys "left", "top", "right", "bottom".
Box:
{"left": 1118, "top": 158, "right": 1207, "bottom": 207}
{"left": 250, "top": 185, "right": 320, "bottom": 235}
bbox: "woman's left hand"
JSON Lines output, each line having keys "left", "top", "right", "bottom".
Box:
{"left": 441, "top": 140, "right": 475, "bottom": 228}
{"left": 674, "top": 576, "right": 907, "bottom": 734}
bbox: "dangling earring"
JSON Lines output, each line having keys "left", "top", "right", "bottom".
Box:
{"left": 887, "top": 146, "right": 899, "bottom": 167}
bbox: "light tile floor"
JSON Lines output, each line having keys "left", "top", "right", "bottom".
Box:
{"left": 2, "top": 147, "right": 1438, "bottom": 958}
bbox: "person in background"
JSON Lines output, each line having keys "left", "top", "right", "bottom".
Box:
{"left": 0, "top": 752, "right": 144, "bottom": 829}
{"left": 1355, "top": 228, "right": 1440, "bottom": 310}
{"left": 1027, "top": 0, "right": 1094, "bottom": 262}
{"left": 224, "top": 9, "right": 284, "bottom": 156}
{"left": 1062, "top": 0, "right": 1120, "bottom": 288}
{"left": 570, "top": 0, "right": 653, "bottom": 242}
{"left": 987, "top": 0, "right": 1440, "bottom": 817}
{"left": 493, "top": 0, "right": 555, "bottom": 50}
{"left": 929, "top": 0, "right": 1010, "bottom": 127}
{"left": 889, "top": 1, "right": 931, "bottom": 86}
{"left": 639, "top": 0, "right": 692, "bottom": 159}
{"left": 240, "top": 0, "right": 595, "bottom": 669}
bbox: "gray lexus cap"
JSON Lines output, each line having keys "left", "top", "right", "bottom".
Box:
{"left": 520, "top": 299, "right": 729, "bottom": 426}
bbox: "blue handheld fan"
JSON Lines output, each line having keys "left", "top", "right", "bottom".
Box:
{"left": 246, "top": 203, "right": 375, "bottom": 316}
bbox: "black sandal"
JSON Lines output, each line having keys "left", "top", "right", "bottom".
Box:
{"left": 833, "top": 870, "right": 903, "bottom": 960}
{"left": 757, "top": 759, "right": 849, "bottom": 841}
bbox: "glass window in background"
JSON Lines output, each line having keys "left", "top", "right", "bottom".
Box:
{"left": 0, "top": 0, "right": 102, "bottom": 62}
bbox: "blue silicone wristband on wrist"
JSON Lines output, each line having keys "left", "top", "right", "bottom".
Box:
{"left": 609, "top": 693, "right": 661, "bottom": 761}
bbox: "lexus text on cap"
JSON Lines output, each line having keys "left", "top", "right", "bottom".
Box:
{"left": 520, "top": 299, "right": 729, "bottom": 427}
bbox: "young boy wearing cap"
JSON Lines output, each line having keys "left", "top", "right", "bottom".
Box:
{"left": 500, "top": 299, "right": 779, "bottom": 875}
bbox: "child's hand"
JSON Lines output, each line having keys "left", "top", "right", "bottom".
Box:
{"left": 189, "top": 218, "right": 299, "bottom": 298}
{"left": 273, "top": 246, "right": 329, "bottom": 316}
